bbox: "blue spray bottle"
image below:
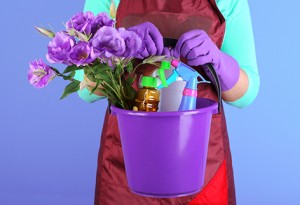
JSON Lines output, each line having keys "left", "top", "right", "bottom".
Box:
{"left": 158, "top": 60, "right": 210, "bottom": 111}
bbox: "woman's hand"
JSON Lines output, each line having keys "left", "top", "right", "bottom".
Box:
{"left": 83, "top": 74, "right": 105, "bottom": 97}
{"left": 173, "top": 30, "right": 221, "bottom": 68}
{"left": 128, "top": 22, "right": 164, "bottom": 58}
{"left": 174, "top": 29, "right": 241, "bottom": 92}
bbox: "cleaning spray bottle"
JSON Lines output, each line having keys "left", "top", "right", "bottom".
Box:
{"left": 158, "top": 59, "right": 210, "bottom": 111}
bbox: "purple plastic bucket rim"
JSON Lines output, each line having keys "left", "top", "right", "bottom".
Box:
{"left": 111, "top": 98, "right": 218, "bottom": 117}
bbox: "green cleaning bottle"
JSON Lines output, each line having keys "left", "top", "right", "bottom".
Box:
{"left": 133, "top": 76, "right": 160, "bottom": 112}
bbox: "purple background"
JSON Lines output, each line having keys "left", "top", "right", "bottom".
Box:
{"left": 0, "top": 0, "right": 299, "bottom": 204}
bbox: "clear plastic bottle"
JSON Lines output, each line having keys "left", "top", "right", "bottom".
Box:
{"left": 134, "top": 76, "right": 160, "bottom": 112}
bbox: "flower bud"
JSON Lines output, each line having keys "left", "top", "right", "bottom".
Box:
{"left": 110, "top": 0, "right": 117, "bottom": 19}
{"left": 34, "top": 26, "right": 55, "bottom": 38}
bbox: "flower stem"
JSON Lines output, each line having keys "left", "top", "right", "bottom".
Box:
{"left": 52, "top": 69, "right": 78, "bottom": 82}
{"left": 132, "top": 62, "right": 144, "bottom": 74}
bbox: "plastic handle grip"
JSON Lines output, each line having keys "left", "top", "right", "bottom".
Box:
{"left": 205, "top": 63, "right": 222, "bottom": 113}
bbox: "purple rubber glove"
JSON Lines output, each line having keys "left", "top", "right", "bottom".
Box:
{"left": 128, "top": 22, "right": 164, "bottom": 58}
{"left": 162, "top": 47, "right": 175, "bottom": 58}
{"left": 174, "top": 29, "right": 240, "bottom": 91}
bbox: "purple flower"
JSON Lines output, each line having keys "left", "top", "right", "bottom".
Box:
{"left": 91, "top": 13, "right": 115, "bottom": 35}
{"left": 28, "top": 59, "right": 56, "bottom": 88}
{"left": 118, "top": 28, "right": 143, "bottom": 58}
{"left": 68, "top": 42, "right": 95, "bottom": 66}
{"left": 90, "top": 26, "right": 125, "bottom": 58}
{"left": 66, "top": 12, "right": 94, "bottom": 35}
{"left": 46, "top": 32, "right": 75, "bottom": 65}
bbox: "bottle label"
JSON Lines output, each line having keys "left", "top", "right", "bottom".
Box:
{"left": 182, "top": 88, "right": 197, "bottom": 97}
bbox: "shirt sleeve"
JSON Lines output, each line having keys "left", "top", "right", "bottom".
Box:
{"left": 216, "top": 0, "right": 260, "bottom": 108}
{"left": 74, "top": 0, "right": 117, "bottom": 103}
{"left": 84, "top": 0, "right": 120, "bottom": 15}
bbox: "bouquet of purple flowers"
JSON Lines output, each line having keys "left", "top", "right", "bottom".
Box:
{"left": 28, "top": 11, "right": 166, "bottom": 110}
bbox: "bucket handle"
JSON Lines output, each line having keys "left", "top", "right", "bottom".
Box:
{"left": 164, "top": 38, "right": 222, "bottom": 113}
{"left": 204, "top": 63, "right": 222, "bottom": 113}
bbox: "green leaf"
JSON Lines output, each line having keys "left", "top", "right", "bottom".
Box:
{"left": 93, "top": 64, "right": 112, "bottom": 75}
{"left": 114, "top": 64, "right": 124, "bottom": 77}
{"left": 62, "top": 71, "right": 76, "bottom": 80}
{"left": 100, "top": 69, "right": 114, "bottom": 83}
{"left": 126, "top": 61, "right": 133, "bottom": 73}
{"left": 122, "top": 77, "right": 137, "bottom": 100}
{"left": 91, "top": 58, "right": 101, "bottom": 66}
{"left": 63, "top": 76, "right": 71, "bottom": 80}
{"left": 84, "top": 67, "right": 98, "bottom": 82}
{"left": 84, "top": 67, "right": 93, "bottom": 76}
{"left": 69, "top": 70, "right": 76, "bottom": 77}
{"left": 86, "top": 72, "right": 97, "bottom": 82}
{"left": 126, "top": 75, "right": 136, "bottom": 85}
{"left": 100, "top": 84, "right": 119, "bottom": 106}
{"left": 63, "top": 65, "right": 82, "bottom": 74}
{"left": 60, "top": 81, "right": 80, "bottom": 100}
{"left": 84, "top": 64, "right": 112, "bottom": 82}
{"left": 90, "top": 79, "right": 101, "bottom": 94}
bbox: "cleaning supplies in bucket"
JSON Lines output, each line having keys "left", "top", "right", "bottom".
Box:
{"left": 133, "top": 61, "right": 172, "bottom": 112}
{"left": 158, "top": 60, "right": 210, "bottom": 111}
{"left": 133, "top": 60, "right": 211, "bottom": 112}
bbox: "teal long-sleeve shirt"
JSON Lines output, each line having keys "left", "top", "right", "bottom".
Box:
{"left": 76, "top": 0, "right": 260, "bottom": 108}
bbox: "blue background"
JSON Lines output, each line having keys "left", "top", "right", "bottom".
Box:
{"left": 0, "top": 0, "right": 299, "bottom": 204}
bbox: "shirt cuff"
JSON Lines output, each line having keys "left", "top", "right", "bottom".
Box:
{"left": 78, "top": 87, "right": 106, "bottom": 103}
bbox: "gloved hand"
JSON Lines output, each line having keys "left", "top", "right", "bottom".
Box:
{"left": 128, "top": 22, "right": 164, "bottom": 58}
{"left": 162, "top": 47, "right": 175, "bottom": 58}
{"left": 173, "top": 29, "right": 240, "bottom": 91}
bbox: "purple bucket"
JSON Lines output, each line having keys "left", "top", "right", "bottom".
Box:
{"left": 110, "top": 98, "right": 218, "bottom": 198}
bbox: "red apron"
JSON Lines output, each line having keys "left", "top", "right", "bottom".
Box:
{"left": 94, "top": 0, "right": 236, "bottom": 204}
